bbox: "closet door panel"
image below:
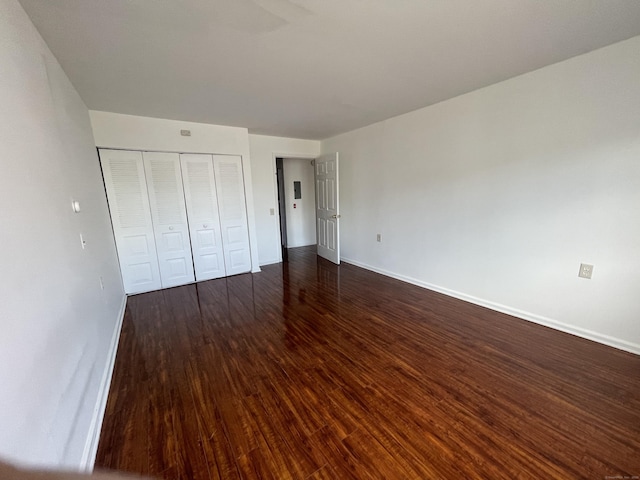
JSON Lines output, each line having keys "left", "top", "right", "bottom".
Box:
{"left": 143, "top": 151, "right": 195, "bottom": 288}
{"left": 180, "top": 154, "right": 226, "bottom": 281}
{"left": 213, "top": 155, "right": 251, "bottom": 276}
{"left": 99, "top": 149, "right": 161, "bottom": 294}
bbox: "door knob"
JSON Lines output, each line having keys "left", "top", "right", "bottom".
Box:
{"left": 331, "top": 214, "right": 341, "bottom": 219}
{"left": 169, "top": 226, "right": 174, "bottom": 230}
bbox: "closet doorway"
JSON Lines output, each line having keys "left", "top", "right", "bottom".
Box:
{"left": 99, "top": 149, "right": 252, "bottom": 294}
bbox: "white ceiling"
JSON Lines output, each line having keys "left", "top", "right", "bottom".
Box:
{"left": 18, "top": 0, "right": 640, "bottom": 140}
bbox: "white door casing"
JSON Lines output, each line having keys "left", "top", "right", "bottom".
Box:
{"left": 180, "top": 153, "right": 226, "bottom": 281}
{"left": 99, "top": 149, "right": 162, "bottom": 294}
{"left": 315, "top": 152, "right": 340, "bottom": 264}
{"left": 142, "top": 151, "right": 195, "bottom": 288}
{"left": 213, "top": 155, "right": 252, "bottom": 276}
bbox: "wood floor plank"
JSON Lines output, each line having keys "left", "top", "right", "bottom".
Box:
{"left": 236, "top": 449, "right": 276, "bottom": 480}
{"left": 307, "top": 426, "right": 374, "bottom": 480}
{"left": 95, "top": 378, "right": 149, "bottom": 476}
{"left": 96, "top": 246, "right": 640, "bottom": 479}
{"left": 186, "top": 347, "right": 259, "bottom": 459}
{"left": 303, "top": 465, "right": 333, "bottom": 480}
{"left": 165, "top": 381, "right": 212, "bottom": 480}
{"left": 184, "top": 360, "right": 240, "bottom": 480}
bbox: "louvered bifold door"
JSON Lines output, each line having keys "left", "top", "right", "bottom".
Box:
{"left": 99, "top": 149, "right": 162, "bottom": 294}
{"left": 142, "top": 151, "right": 195, "bottom": 288}
{"left": 213, "top": 155, "right": 251, "bottom": 276}
{"left": 180, "top": 154, "right": 226, "bottom": 281}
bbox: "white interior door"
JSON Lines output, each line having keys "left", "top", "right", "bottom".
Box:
{"left": 213, "top": 155, "right": 251, "bottom": 276}
{"left": 315, "top": 152, "right": 340, "bottom": 264}
{"left": 99, "top": 149, "right": 161, "bottom": 294}
{"left": 143, "top": 151, "right": 195, "bottom": 288}
{"left": 180, "top": 154, "right": 226, "bottom": 281}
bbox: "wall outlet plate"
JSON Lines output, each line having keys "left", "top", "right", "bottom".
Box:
{"left": 578, "top": 263, "right": 593, "bottom": 279}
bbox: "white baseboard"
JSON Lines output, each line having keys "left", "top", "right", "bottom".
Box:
{"left": 341, "top": 257, "right": 640, "bottom": 356}
{"left": 259, "top": 259, "right": 282, "bottom": 267}
{"left": 80, "top": 294, "right": 128, "bottom": 471}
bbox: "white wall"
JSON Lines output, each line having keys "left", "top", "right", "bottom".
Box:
{"left": 0, "top": 0, "right": 125, "bottom": 469}
{"left": 322, "top": 36, "right": 640, "bottom": 354}
{"left": 248, "top": 135, "right": 321, "bottom": 265}
{"left": 90, "top": 111, "right": 262, "bottom": 273}
{"left": 283, "top": 158, "right": 316, "bottom": 248}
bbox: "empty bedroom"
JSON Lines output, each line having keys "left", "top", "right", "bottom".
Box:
{"left": 1, "top": 0, "right": 639, "bottom": 479}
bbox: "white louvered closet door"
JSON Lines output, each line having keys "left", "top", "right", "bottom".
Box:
{"left": 99, "top": 149, "right": 161, "bottom": 294}
{"left": 142, "top": 151, "right": 195, "bottom": 288}
{"left": 213, "top": 155, "right": 252, "bottom": 276}
{"left": 180, "top": 154, "right": 226, "bottom": 281}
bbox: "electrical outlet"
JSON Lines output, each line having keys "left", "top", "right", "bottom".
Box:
{"left": 270, "top": 208, "right": 275, "bottom": 216}
{"left": 578, "top": 263, "right": 593, "bottom": 279}
{"left": 376, "top": 234, "right": 381, "bottom": 242}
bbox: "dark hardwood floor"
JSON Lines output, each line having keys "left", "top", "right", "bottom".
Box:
{"left": 96, "top": 246, "right": 640, "bottom": 479}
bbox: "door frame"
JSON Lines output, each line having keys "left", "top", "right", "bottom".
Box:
{"left": 271, "top": 152, "right": 318, "bottom": 263}
{"left": 275, "top": 157, "right": 288, "bottom": 262}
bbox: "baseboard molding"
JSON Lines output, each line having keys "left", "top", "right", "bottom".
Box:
{"left": 341, "top": 257, "right": 640, "bottom": 356}
{"left": 80, "top": 294, "right": 128, "bottom": 471}
{"left": 259, "top": 259, "right": 282, "bottom": 267}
